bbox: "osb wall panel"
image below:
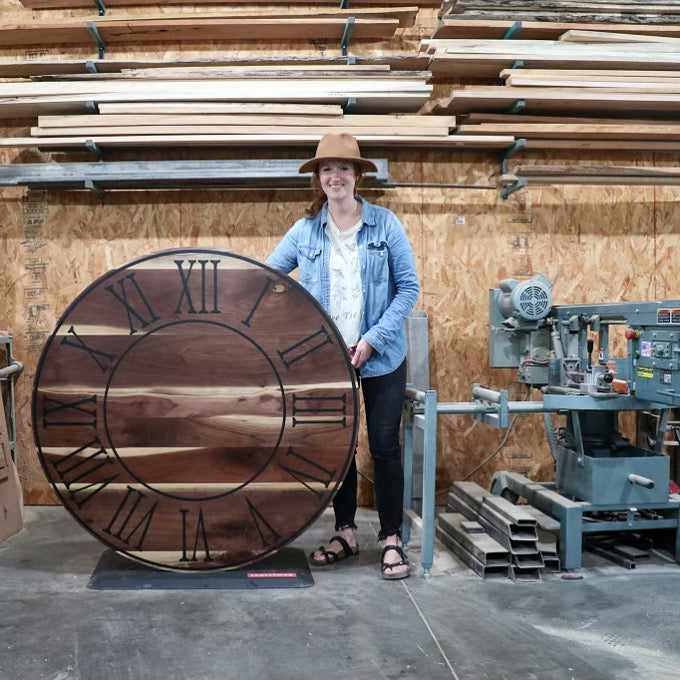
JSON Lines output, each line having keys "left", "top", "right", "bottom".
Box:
{"left": 1, "top": 1, "right": 679, "bottom": 506}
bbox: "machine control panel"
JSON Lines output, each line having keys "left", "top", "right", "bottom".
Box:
{"left": 636, "top": 327, "right": 680, "bottom": 405}
{"left": 652, "top": 341, "right": 672, "bottom": 358}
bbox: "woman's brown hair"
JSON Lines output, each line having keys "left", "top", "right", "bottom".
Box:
{"left": 305, "top": 163, "right": 364, "bottom": 217}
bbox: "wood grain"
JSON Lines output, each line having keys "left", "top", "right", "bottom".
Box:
{"left": 33, "top": 249, "right": 359, "bottom": 570}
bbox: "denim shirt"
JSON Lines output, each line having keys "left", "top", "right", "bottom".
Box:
{"left": 265, "top": 196, "right": 419, "bottom": 378}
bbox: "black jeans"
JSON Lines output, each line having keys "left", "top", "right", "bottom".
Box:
{"left": 333, "top": 359, "right": 407, "bottom": 540}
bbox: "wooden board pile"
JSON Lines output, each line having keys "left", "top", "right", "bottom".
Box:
{"left": 437, "top": 0, "right": 680, "bottom": 25}
{"left": 430, "top": 56, "right": 680, "bottom": 151}
{"left": 0, "top": 66, "right": 434, "bottom": 118}
{"left": 421, "top": 0, "right": 680, "bottom": 185}
{"left": 423, "top": 37, "right": 680, "bottom": 78}
{"left": 0, "top": 66, "right": 513, "bottom": 151}
{"left": 432, "top": 0, "right": 680, "bottom": 40}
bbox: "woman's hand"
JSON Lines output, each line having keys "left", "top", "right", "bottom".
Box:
{"left": 349, "top": 338, "right": 374, "bottom": 369}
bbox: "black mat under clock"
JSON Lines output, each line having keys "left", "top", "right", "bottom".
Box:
{"left": 87, "top": 548, "right": 314, "bottom": 590}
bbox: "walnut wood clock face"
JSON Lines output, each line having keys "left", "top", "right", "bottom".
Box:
{"left": 32, "top": 248, "right": 358, "bottom": 571}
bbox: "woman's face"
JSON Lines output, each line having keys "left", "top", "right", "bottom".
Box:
{"left": 317, "top": 160, "right": 357, "bottom": 202}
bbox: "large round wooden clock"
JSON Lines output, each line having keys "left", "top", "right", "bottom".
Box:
{"left": 32, "top": 248, "right": 358, "bottom": 571}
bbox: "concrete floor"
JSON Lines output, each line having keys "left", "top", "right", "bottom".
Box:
{"left": 2, "top": 506, "right": 680, "bottom": 680}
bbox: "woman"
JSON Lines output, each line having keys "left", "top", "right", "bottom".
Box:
{"left": 266, "top": 133, "right": 419, "bottom": 580}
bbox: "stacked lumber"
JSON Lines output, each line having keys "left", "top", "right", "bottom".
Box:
{"left": 31, "top": 112, "right": 459, "bottom": 138}
{"left": 438, "top": 0, "right": 680, "bottom": 24}
{"left": 0, "top": 71, "right": 515, "bottom": 151}
{"left": 432, "top": 0, "right": 680, "bottom": 39}
{"left": 19, "top": 109, "right": 466, "bottom": 150}
{"left": 423, "top": 38, "right": 680, "bottom": 78}
{"left": 0, "top": 110, "right": 513, "bottom": 151}
{"left": 436, "top": 66, "right": 680, "bottom": 149}
{"left": 0, "top": 67, "right": 434, "bottom": 118}
{"left": 423, "top": 0, "right": 680, "bottom": 163}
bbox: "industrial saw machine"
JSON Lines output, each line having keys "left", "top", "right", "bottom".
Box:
{"left": 478, "top": 274, "right": 680, "bottom": 571}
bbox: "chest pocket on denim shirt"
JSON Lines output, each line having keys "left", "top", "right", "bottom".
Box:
{"left": 297, "top": 245, "right": 322, "bottom": 285}
{"left": 366, "top": 240, "right": 389, "bottom": 283}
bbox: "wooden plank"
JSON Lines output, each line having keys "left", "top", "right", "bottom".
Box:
{"left": 428, "top": 53, "right": 680, "bottom": 78}
{"left": 503, "top": 77, "right": 680, "bottom": 91}
{"left": 463, "top": 111, "right": 680, "bottom": 125}
{"left": 77, "top": 6, "right": 418, "bottom": 24}
{"left": 514, "top": 164, "right": 680, "bottom": 178}
{"left": 37, "top": 113, "right": 456, "bottom": 128}
{"left": 511, "top": 175, "right": 680, "bottom": 185}
{"left": 95, "top": 102, "right": 347, "bottom": 116}
{"left": 428, "top": 38, "right": 680, "bottom": 54}
{"left": 448, "top": 0, "right": 680, "bottom": 15}
{"left": 559, "top": 29, "right": 680, "bottom": 43}
{"left": 0, "top": 78, "right": 432, "bottom": 98}
{"left": 435, "top": 87, "right": 680, "bottom": 115}
{"left": 499, "top": 68, "right": 680, "bottom": 81}
{"left": 457, "top": 122, "right": 680, "bottom": 140}
{"left": 0, "top": 92, "right": 432, "bottom": 118}
{"left": 431, "top": 18, "right": 680, "bottom": 40}
{"left": 39, "top": 68, "right": 431, "bottom": 82}
{"left": 30, "top": 124, "right": 456, "bottom": 137}
{"left": 0, "top": 159, "right": 391, "bottom": 190}
{"left": 441, "top": 10, "right": 680, "bottom": 24}
{"left": 20, "top": 0, "right": 439, "bottom": 8}
{"left": 502, "top": 164, "right": 680, "bottom": 184}
{"left": 523, "top": 138, "right": 680, "bottom": 151}
{"left": 0, "top": 17, "right": 400, "bottom": 47}
{"left": 0, "top": 55, "right": 432, "bottom": 79}
{"left": 41, "top": 6, "right": 418, "bottom": 27}
{"left": 0, "top": 133, "right": 516, "bottom": 149}
{"left": 115, "top": 65, "right": 397, "bottom": 78}
{"left": 0, "top": 388, "right": 23, "bottom": 545}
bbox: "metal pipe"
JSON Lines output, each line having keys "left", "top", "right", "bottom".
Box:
{"left": 628, "top": 473, "right": 655, "bottom": 489}
{"left": 0, "top": 360, "right": 23, "bottom": 379}
{"left": 407, "top": 389, "right": 555, "bottom": 417}
{"left": 405, "top": 386, "right": 426, "bottom": 403}
{"left": 435, "top": 400, "right": 550, "bottom": 415}
{"left": 471, "top": 385, "right": 502, "bottom": 403}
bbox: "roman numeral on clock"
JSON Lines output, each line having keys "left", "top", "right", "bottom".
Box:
{"left": 60, "top": 327, "right": 116, "bottom": 373}
{"left": 246, "top": 498, "right": 281, "bottom": 548}
{"left": 52, "top": 436, "right": 112, "bottom": 484}
{"left": 277, "top": 326, "right": 333, "bottom": 368}
{"left": 103, "top": 486, "right": 158, "bottom": 550}
{"left": 241, "top": 276, "right": 274, "bottom": 327}
{"left": 105, "top": 273, "right": 160, "bottom": 335}
{"left": 174, "top": 259, "right": 221, "bottom": 314}
{"left": 179, "top": 508, "right": 212, "bottom": 562}
{"left": 42, "top": 394, "right": 98, "bottom": 428}
{"left": 292, "top": 393, "right": 347, "bottom": 426}
{"left": 278, "top": 447, "right": 335, "bottom": 497}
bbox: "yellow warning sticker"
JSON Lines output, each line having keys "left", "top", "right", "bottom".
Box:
{"left": 637, "top": 368, "right": 654, "bottom": 379}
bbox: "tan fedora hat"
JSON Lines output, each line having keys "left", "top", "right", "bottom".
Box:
{"left": 299, "top": 132, "right": 377, "bottom": 174}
